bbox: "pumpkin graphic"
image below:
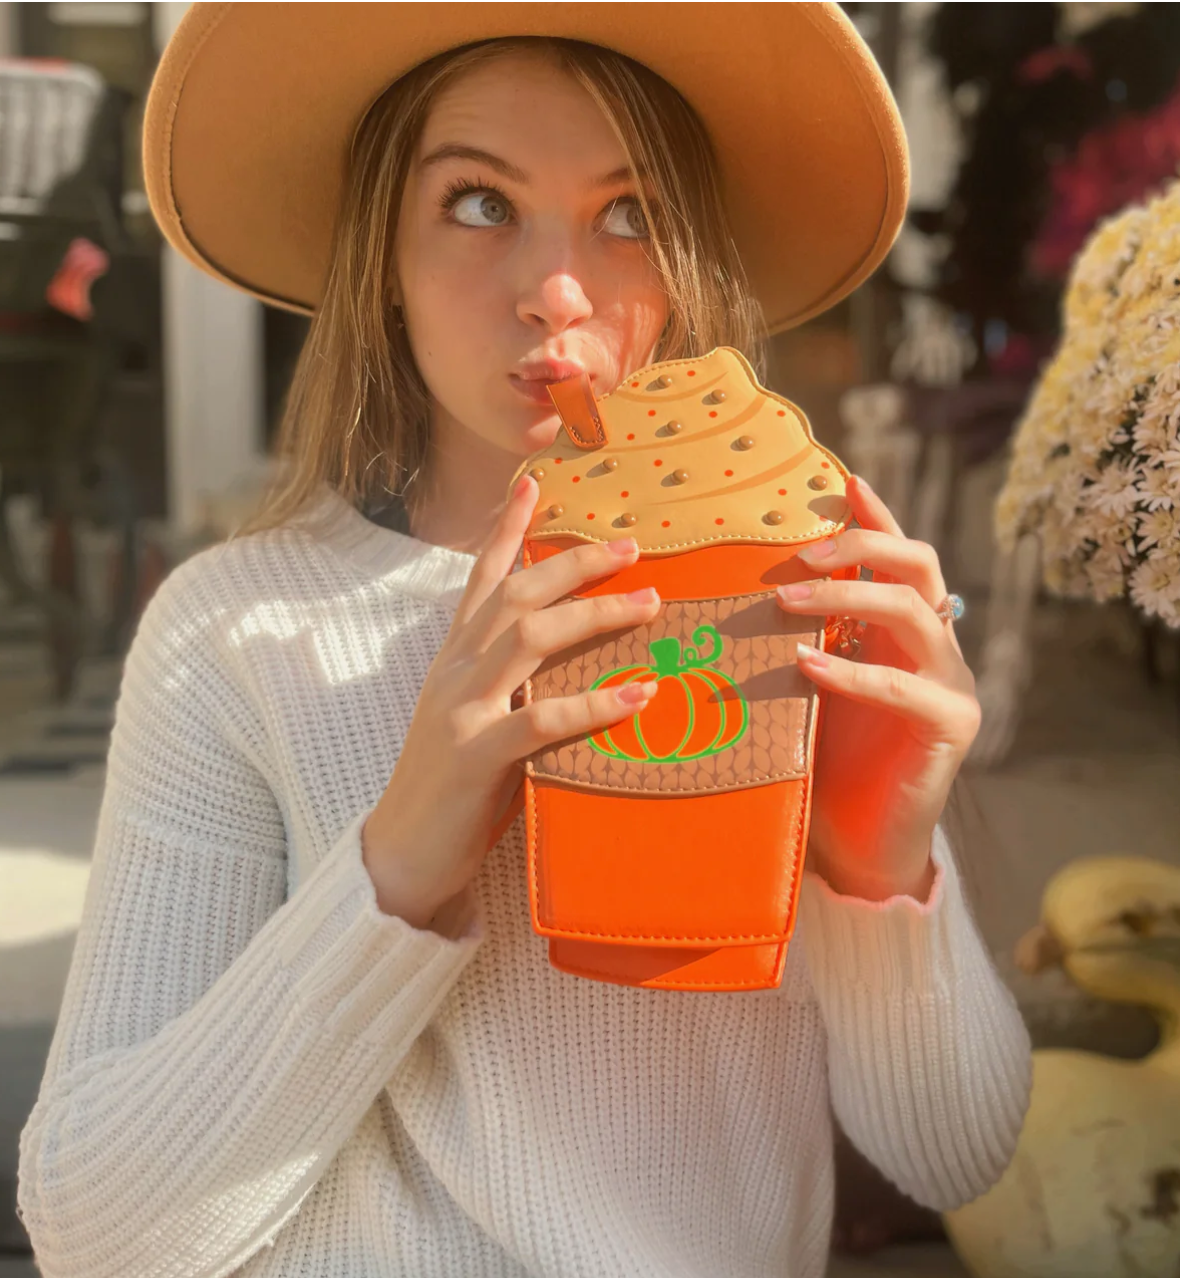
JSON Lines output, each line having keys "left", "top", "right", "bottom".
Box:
{"left": 588, "top": 624, "right": 749, "bottom": 763}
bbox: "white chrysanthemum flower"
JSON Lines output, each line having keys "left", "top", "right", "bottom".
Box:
{"left": 994, "top": 177, "right": 1180, "bottom": 625}
{"left": 1085, "top": 546, "right": 1130, "bottom": 601}
{"left": 1133, "top": 408, "right": 1176, "bottom": 456}
{"left": 1137, "top": 505, "right": 1180, "bottom": 552}
{"left": 1083, "top": 459, "right": 1142, "bottom": 517}
{"left": 1151, "top": 362, "right": 1180, "bottom": 400}
{"left": 1130, "top": 554, "right": 1180, "bottom": 627}
{"left": 1097, "top": 514, "right": 1138, "bottom": 555}
{"left": 1136, "top": 464, "right": 1178, "bottom": 510}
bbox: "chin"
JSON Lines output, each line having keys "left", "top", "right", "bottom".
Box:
{"left": 518, "top": 414, "right": 564, "bottom": 455}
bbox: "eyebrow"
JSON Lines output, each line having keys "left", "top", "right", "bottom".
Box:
{"left": 417, "top": 143, "right": 643, "bottom": 192}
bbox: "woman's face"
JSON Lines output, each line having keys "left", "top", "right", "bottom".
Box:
{"left": 394, "top": 51, "right": 671, "bottom": 463}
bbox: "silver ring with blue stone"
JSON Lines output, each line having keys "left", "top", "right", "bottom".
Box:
{"left": 935, "top": 593, "right": 965, "bottom": 624}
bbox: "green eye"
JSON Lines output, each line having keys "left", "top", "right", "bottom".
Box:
{"left": 602, "top": 197, "right": 650, "bottom": 240}
{"left": 452, "top": 191, "right": 511, "bottom": 228}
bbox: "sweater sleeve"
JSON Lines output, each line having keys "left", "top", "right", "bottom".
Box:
{"left": 797, "top": 822, "right": 1033, "bottom": 1212}
{"left": 16, "top": 555, "right": 484, "bottom": 1278}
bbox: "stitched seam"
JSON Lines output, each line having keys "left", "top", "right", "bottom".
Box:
{"left": 160, "top": 5, "right": 233, "bottom": 242}
{"left": 524, "top": 765, "right": 807, "bottom": 793}
{"left": 526, "top": 776, "right": 808, "bottom": 944}
{"left": 550, "top": 941, "right": 789, "bottom": 990}
{"left": 541, "top": 925, "right": 791, "bottom": 943}
{"left": 529, "top": 526, "right": 845, "bottom": 551}
{"left": 791, "top": 8, "right": 903, "bottom": 320}
{"left": 528, "top": 348, "right": 849, "bottom": 546}
{"left": 525, "top": 597, "right": 821, "bottom": 792}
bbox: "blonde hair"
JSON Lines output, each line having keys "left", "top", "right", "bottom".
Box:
{"left": 237, "top": 35, "right": 768, "bottom": 538}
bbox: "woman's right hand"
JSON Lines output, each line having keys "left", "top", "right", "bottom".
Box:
{"left": 361, "top": 473, "right": 661, "bottom": 929}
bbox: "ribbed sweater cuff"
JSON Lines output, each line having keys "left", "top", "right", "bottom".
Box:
{"left": 798, "top": 824, "right": 1033, "bottom": 1209}
{"left": 275, "top": 809, "right": 484, "bottom": 1047}
{"left": 799, "top": 823, "right": 975, "bottom": 995}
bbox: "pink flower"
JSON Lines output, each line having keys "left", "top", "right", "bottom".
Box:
{"left": 44, "top": 236, "right": 110, "bottom": 321}
{"left": 1031, "top": 80, "right": 1180, "bottom": 279}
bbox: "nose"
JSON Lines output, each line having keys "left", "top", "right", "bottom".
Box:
{"left": 515, "top": 238, "right": 594, "bottom": 334}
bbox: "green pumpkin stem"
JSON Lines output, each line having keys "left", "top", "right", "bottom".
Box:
{"left": 648, "top": 636, "right": 685, "bottom": 678}
{"left": 649, "top": 624, "right": 723, "bottom": 676}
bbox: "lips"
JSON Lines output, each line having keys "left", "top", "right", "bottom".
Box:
{"left": 509, "top": 360, "right": 596, "bottom": 407}
{"left": 512, "top": 360, "right": 591, "bottom": 384}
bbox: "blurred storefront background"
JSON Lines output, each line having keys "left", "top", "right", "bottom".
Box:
{"left": 1, "top": 6, "right": 1178, "bottom": 1277}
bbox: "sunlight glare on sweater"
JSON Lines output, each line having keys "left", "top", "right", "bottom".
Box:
{"left": 228, "top": 585, "right": 408, "bottom": 686}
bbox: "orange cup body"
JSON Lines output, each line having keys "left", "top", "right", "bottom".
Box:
{"left": 522, "top": 539, "right": 839, "bottom": 992}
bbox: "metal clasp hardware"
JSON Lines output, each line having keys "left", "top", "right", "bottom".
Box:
{"left": 825, "top": 616, "right": 866, "bottom": 658}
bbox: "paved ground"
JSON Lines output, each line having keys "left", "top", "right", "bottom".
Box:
{"left": 829, "top": 1245, "right": 968, "bottom": 1276}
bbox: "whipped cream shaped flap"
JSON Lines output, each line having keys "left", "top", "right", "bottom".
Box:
{"left": 518, "top": 347, "right": 850, "bottom": 555}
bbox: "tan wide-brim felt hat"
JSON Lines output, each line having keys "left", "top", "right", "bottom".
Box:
{"left": 143, "top": 2, "right": 909, "bottom": 334}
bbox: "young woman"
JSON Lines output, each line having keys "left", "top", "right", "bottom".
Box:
{"left": 19, "top": 8, "right": 1032, "bottom": 1277}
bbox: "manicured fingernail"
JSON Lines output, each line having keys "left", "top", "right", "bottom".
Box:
{"left": 609, "top": 537, "right": 638, "bottom": 557}
{"left": 854, "top": 474, "right": 875, "bottom": 496}
{"left": 798, "top": 539, "right": 836, "bottom": 562}
{"left": 617, "top": 679, "right": 658, "bottom": 705}
{"left": 513, "top": 474, "right": 532, "bottom": 498}
{"left": 778, "top": 582, "right": 814, "bottom": 601}
{"left": 626, "top": 587, "right": 659, "bottom": 605}
{"left": 796, "top": 642, "right": 829, "bottom": 667}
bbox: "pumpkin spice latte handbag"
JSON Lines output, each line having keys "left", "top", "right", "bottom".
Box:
{"left": 512, "top": 347, "right": 859, "bottom": 992}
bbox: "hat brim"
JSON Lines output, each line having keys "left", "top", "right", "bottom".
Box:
{"left": 144, "top": 2, "right": 909, "bottom": 334}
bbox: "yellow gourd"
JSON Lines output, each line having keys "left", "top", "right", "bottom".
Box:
{"left": 944, "top": 855, "right": 1180, "bottom": 1278}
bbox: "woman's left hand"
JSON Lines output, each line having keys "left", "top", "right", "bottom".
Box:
{"left": 776, "top": 475, "right": 981, "bottom": 903}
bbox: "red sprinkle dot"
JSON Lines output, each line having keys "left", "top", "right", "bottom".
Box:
{"left": 621, "top": 490, "right": 630, "bottom": 498}
{"left": 715, "top": 517, "right": 725, "bottom": 526}
{"left": 777, "top": 410, "right": 786, "bottom": 417}
{"left": 778, "top": 488, "right": 787, "bottom": 495}
{"left": 662, "top": 520, "right": 671, "bottom": 527}
{"left": 587, "top": 512, "right": 596, "bottom": 520}
{"left": 821, "top": 461, "right": 831, "bottom": 468}
{"left": 554, "top": 458, "right": 563, "bottom": 465}
{"left": 653, "top": 459, "right": 663, "bottom": 467}
{"left": 709, "top": 411, "right": 718, "bottom": 418}
{"left": 686, "top": 371, "right": 696, "bottom": 377}
{"left": 626, "top": 433, "right": 635, "bottom": 440}
{"left": 725, "top": 469, "right": 734, "bottom": 477}
{"left": 631, "top": 381, "right": 639, "bottom": 387}
{"left": 647, "top": 409, "right": 657, "bottom": 417}
{"left": 572, "top": 475, "right": 581, "bottom": 483}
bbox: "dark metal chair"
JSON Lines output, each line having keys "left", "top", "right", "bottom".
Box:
{"left": 0, "top": 57, "right": 142, "bottom": 699}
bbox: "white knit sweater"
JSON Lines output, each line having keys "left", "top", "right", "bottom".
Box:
{"left": 18, "top": 487, "right": 1032, "bottom": 1278}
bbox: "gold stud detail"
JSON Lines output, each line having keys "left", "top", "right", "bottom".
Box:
{"left": 548, "top": 503, "right": 564, "bottom": 518}
{"left": 808, "top": 475, "right": 829, "bottom": 490}
{"left": 602, "top": 456, "right": 619, "bottom": 472}
{"left": 619, "top": 512, "right": 638, "bottom": 527}
{"left": 735, "top": 435, "right": 755, "bottom": 450}
{"left": 656, "top": 374, "right": 673, "bottom": 388}
{"left": 711, "top": 390, "right": 727, "bottom": 403}
{"left": 671, "top": 468, "right": 689, "bottom": 484}
{"left": 665, "top": 420, "right": 683, "bottom": 434}
{"left": 764, "top": 510, "right": 785, "bottom": 525}
{"left": 528, "top": 467, "right": 546, "bottom": 481}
